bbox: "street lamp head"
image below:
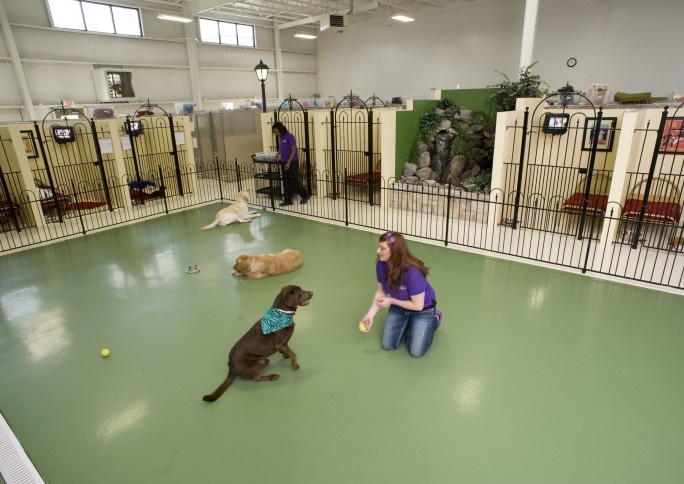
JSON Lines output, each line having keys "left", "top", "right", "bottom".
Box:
{"left": 254, "top": 60, "right": 269, "bottom": 82}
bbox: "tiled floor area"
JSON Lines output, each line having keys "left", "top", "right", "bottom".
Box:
{"left": 1, "top": 204, "right": 683, "bottom": 484}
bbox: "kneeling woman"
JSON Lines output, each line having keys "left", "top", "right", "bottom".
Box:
{"left": 361, "top": 231, "right": 442, "bottom": 357}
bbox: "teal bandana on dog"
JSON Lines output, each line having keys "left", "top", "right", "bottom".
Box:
{"left": 260, "top": 307, "right": 294, "bottom": 334}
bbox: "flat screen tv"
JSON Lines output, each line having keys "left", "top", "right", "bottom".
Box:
{"left": 542, "top": 113, "right": 570, "bottom": 135}
{"left": 126, "top": 120, "right": 144, "bottom": 136}
{"left": 52, "top": 125, "right": 75, "bottom": 143}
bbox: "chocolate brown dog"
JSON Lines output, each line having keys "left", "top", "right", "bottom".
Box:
{"left": 202, "top": 285, "right": 313, "bottom": 402}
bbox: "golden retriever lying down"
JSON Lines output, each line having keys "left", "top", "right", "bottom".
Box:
{"left": 201, "top": 189, "right": 260, "bottom": 230}
{"left": 232, "top": 249, "right": 302, "bottom": 280}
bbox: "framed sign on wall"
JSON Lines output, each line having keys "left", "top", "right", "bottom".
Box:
{"left": 20, "top": 130, "right": 38, "bottom": 158}
{"left": 582, "top": 117, "right": 617, "bottom": 152}
{"left": 658, "top": 118, "right": 684, "bottom": 153}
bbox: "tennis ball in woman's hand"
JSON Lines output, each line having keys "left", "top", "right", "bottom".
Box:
{"left": 358, "top": 322, "right": 369, "bottom": 333}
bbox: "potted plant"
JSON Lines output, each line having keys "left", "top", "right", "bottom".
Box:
{"left": 489, "top": 62, "right": 549, "bottom": 112}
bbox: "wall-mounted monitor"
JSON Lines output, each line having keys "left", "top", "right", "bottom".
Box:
{"left": 541, "top": 113, "right": 570, "bottom": 135}
{"left": 125, "top": 120, "right": 144, "bottom": 136}
{"left": 52, "top": 125, "right": 75, "bottom": 143}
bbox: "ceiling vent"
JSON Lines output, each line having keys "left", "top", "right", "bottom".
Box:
{"left": 320, "top": 14, "right": 349, "bottom": 31}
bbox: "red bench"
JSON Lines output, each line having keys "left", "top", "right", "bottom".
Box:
{"left": 347, "top": 171, "right": 381, "bottom": 186}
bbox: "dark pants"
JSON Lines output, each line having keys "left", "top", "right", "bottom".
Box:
{"left": 281, "top": 159, "right": 309, "bottom": 203}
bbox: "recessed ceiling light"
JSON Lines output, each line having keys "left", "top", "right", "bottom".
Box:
{"left": 157, "top": 13, "right": 193, "bottom": 23}
{"left": 294, "top": 33, "right": 317, "bottom": 39}
{"left": 391, "top": 14, "right": 414, "bottom": 22}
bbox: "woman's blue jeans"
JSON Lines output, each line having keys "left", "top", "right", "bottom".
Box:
{"left": 381, "top": 304, "right": 439, "bottom": 358}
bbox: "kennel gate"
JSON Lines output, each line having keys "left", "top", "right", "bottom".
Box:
{"left": 123, "top": 112, "right": 186, "bottom": 201}
{"left": 274, "top": 97, "right": 315, "bottom": 197}
{"left": 501, "top": 97, "right": 617, "bottom": 273}
{"left": 35, "top": 111, "right": 115, "bottom": 223}
{"left": 324, "top": 92, "right": 380, "bottom": 205}
{"left": 502, "top": 97, "right": 683, "bottom": 287}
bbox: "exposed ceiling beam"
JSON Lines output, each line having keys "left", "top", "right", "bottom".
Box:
{"left": 278, "top": 15, "right": 324, "bottom": 29}
{"left": 164, "top": 0, "right": 486, "bottom": 24}
{"left": 192, "top": 0, "right": 235, "bottom": 15}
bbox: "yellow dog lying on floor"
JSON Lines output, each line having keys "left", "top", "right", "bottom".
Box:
{"left": 232, "top": 249, "right": 302, "bottom": 280}
{"left": 201, "top": 189, "right": 261, "bottom": 230}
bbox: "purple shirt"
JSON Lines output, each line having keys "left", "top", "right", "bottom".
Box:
{"left": 376, "top": 261, "right": 436, "bottom": 309}
{"left": 278, "top": 132, "right": 298, "bottom": 164}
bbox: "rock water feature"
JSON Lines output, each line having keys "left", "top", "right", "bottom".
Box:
{"left": 400, "top": 105, "right": 494, "bottom": 190}
{"left": 389, "top": 104, "right": 495, "bottom": 222}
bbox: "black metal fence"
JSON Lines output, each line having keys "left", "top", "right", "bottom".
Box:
{"left": 2, "top": 158, "right": 681, "bottom": 290}
{"left": 2, "top": 99, "right": 683, "bottom": 292}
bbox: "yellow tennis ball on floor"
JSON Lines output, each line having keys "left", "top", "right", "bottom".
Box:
{"left": 100, "top": 348, "right": 110, "bottom": 358}
{"left": 358, "top": 321, "right": 369, "bottom": 333}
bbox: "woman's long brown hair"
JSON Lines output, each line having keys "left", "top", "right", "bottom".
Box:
{"left": 379, "top": 231, "right": 429, "bottom": 289}
{"left": 272, "top": 121, "right": 288, "bottom": 135}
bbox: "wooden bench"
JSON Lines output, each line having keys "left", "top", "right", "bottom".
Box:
{"left": 346, "top": 171, "right": 381, "bottom": 186}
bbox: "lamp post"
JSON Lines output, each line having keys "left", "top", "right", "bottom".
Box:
{"left": 254, "top": 59, "right": 269, "bottom": 113}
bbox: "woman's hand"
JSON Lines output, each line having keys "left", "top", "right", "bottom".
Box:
{"left": 360, "top": 316, "right": 373, "bottom": 331}
{"left": 375, "top": 296, "right": 392, "bottom": 308}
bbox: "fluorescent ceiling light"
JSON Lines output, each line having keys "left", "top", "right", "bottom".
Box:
{"left": 391, "top": 14, "right": 414, "bottom": 22}
{"left": 157, "top": 13, "right": 193, "bottom": 23}
{"left": 294, "top": 33, "right": 317, "bottom": 39}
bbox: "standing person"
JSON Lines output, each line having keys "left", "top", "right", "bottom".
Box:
{"left": 360, "top": 231, "right": 442, "bottom": 358}
{"left": 272, "top": 121, "right": 310, "bottom": 206}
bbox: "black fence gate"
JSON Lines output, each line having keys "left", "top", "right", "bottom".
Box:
{"left": 275, "top": 97, "right": 315, "bottom": 196}
{"left": 325, "top": 91, "right": 380, "bottom": 205}
{"left": 123, "top": 103, "right": 186, "bottom": 202}
{"left": 500, "top": 94, "right": 684, "bottom": 285}
{"left": 36, "top": 108, "right": 111, "bottom": 223}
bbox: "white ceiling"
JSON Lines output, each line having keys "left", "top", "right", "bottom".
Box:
{"left": 147, "top": 0, "right": 485, "bottom": 26}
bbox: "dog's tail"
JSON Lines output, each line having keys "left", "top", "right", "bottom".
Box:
{"left": 202, "top": 372, "right": 236, "bottom": 402}
{"left": 201, "top": 219, "right": 219, "bottom": 231}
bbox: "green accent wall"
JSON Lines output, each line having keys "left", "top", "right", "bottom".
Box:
{"left": 441, "top": 88, "right": 498, "bottom": 114}
{"left": 395, "top": 100, "right": 437, "bottom": 179}
{"left": 393, "top": 88, "right": 497, "bottom": 178}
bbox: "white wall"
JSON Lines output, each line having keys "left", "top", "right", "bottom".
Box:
{"left": 318, "top": 0, "right": 525, "bottom": 100}
{"left": 0, "top": 0, "right": 682, "bottom": 122}
{"left": 317, "top": 0, "right": 683, "bottom": 101}
{"left": 533, "top": 0, "right": 684, "bottom": 97}
{"left": 0, "top": 0, "right": 318, "bottom": 120}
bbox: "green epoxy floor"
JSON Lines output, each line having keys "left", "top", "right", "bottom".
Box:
{"left": 1, "top": 206, "right": 683, "bottom": 484}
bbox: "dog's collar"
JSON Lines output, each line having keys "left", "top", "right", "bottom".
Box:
{"left": 248, "top": 257, "right": 256, "bottom": 272}
{"left": 260, "top": 307, "right": 294, "bottom": 334}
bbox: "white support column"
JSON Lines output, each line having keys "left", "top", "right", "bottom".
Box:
{"left": 104, "top": 119, "right": 135, "bottom": 210}
{"left": 274, "top": 25, "right": 284, "bottom": 106}
{"left": 519, "top": 0, "right": 540, "bottom": 71}
{"left": 185, "top": 22, "right": 203, "bottom": 112}
{"left": 0, "top": 0, "right": 36, "bottom": 120}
